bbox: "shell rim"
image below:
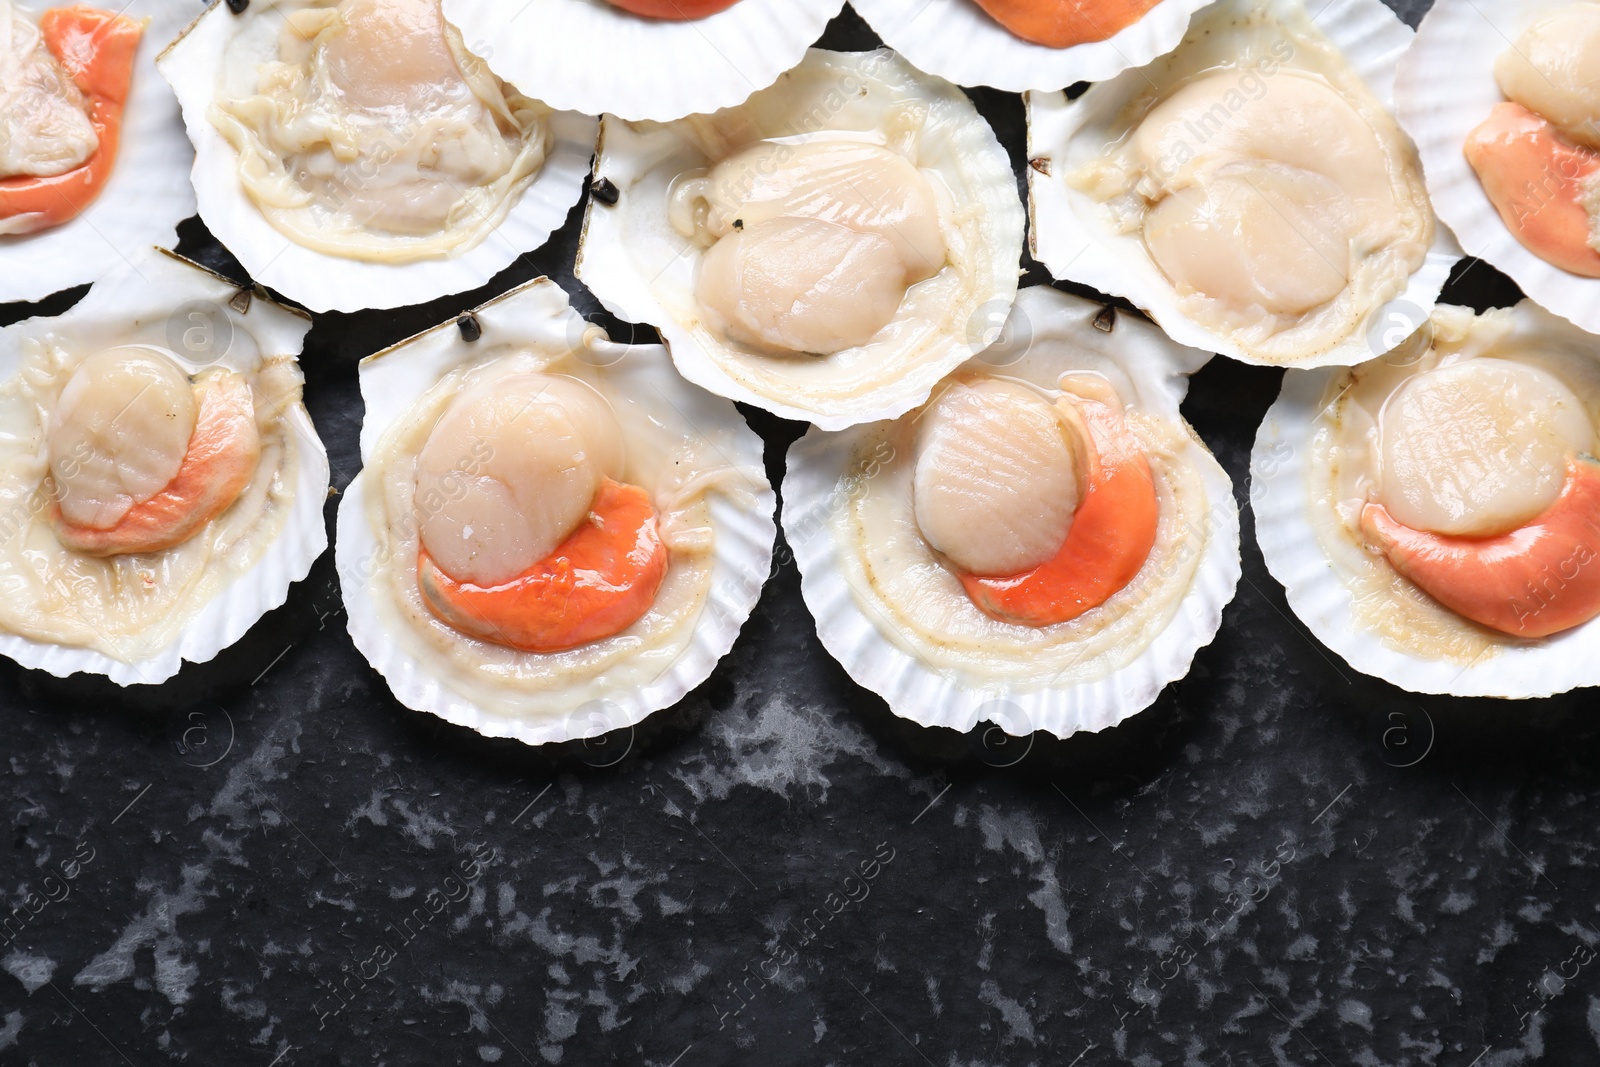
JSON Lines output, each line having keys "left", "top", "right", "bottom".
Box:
{"left": 0, "top": 247, "right": 329, "bottom": 686}
{"left": 576, "top": 47, "right": 1027, "bottom": 432}
{"left": 336, "top": 276, "right": 778, "bottom": 747}
{"left": 781, "top": 285, "right": 1243, "bottom": 739}
{"left": 1025, "top": 0, "right": 1463, "bottom": 370}
{"left": 1248, "top": 303, "right": 1600, "bottom": 699}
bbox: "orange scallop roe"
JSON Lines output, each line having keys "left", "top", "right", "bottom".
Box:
{"left": 1362, "top": 455, "right": 1600, "bottom": 639}
{"left": 1465, "top": 102, "right": 1600, "bottom": 278}
{"left": 971, "top": 0, "right": 1161, "bottom": 49}
{"left": 601, "top": 0, "right": 740, "bottom": 19}
{"left": 959, "top": 390, "right": 1158, "bottom": 627}
{"left": 418, "top": 479, "right": 669, "bottom": 653}
{"left": 0, "top": 6, "right": 143, "bottom": 234}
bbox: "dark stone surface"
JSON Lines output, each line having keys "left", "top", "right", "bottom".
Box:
{"left": 3, "top": 1, "right": 1599, "bottom": 1064}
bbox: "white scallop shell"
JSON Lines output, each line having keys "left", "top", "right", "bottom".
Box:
{"left": 441, "top": 0, "right": 845, "bottom": 123}
{"left": 1251, "top": 300, "right": 1600, "bottom": 699}
{"left": 0, "top": 0, "right": 196, "bottom": 305}
{"left": 0, "top": 247, "right": 328, "bottom": 685}
{"left": 1395, "top": 0, "right": 1600, "bottom": 337}
{"left": 850, "top": 0, "right": 1219, "bottom": 93}
{"left": 336, "top": 277, "right": 777, "bottom": 746}
{"left": 157, "top": 0, "right": 596, "bottom": 315}
{"left": 1027, "top": 0, "right": 1461, "bottom": 369}
{"left": 578, "top": 47, "right": 1026, "bottom": 431}
{"left": 784, "top": 286, "right": 1241, "bottom": 738}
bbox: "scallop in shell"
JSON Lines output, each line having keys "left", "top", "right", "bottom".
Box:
{"left": 1396, "top": 0, "right": 1600, "bottom": 337}
{"left": 441, "top": 0, "right": 845, "bottom": 123}
{"left": 0, "top": 0, "right": 195, "bottom": 304}
{"left": 0, "top": 248, "right": 328, "bottom": 684}
{"left": 336, "top": 277, "right": 776, "bottom": 745}
{"left": 1028, "top": 0, "right": 1459, "bottom": 368}
{"left": 1251, "top": 300, "right": 1600, "bottom": 697}
{"left": 850, "top": 0, "right": 1218, "bottom": 94}
{"left": 783, "top": 286, "right": 1240, "bottom": 737}
{"left": 577, "top": 48, "right": 1026, "bottom": 431}
{"left": 158, "top": 0, "right": 595, "bottom": 313}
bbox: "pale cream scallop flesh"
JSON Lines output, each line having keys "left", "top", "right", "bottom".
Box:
{"left": 45, "top": 344, "right": 262, "bottom": 556}
{"left": 912, "top": 378, "right": 1080, "bottom": 578}
{"left": 1132, "top": 72, "right": 1407, "bottom": 324}
{"left": 1495, "top": 4, "right": 1600, "bottom": 150}
{"left": 0, "top": 0, "right": 98, "bottom": 180}
{"left": 671, "top": 140, "right": 948, "bottom": 357}
{"left": 1376, "top": 358, "right": 1594, "bottom": 538}
{"left": 284, "top": 0, "right": 506, "bottom": 234}
{"left": 414, "top": 373, "right": 624, "bottom": 587}
{"left": 50, "top": 347, "right": 197, "bottom": 531}
{"left": 206, "top": 0, "right": 549, "bottom": 262}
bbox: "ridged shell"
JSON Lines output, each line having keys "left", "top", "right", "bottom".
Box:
{"left": 851, "top": 0, "right": 1219, "bottom": 93}
{"left": 1027, "top": 0, "right": 1461, "bottom": 369}
{"left": 157, "top": 0, "right": 595, "bottom": 314}
{"left": 783, "top": 286, "right": 1241, "bottom": 738}
{"left": 1251, "top": 299, "right": 1600, "bottom": 698}
{"left": 336, "top": 277, "right": 776, "bottom": 746}
{"left": 578, "top": 48, "right": 1025, "bottom": 431}
{"left": 441, "top": 0, "right": 845, "bottom": 123}
{"left": 0, "top": 248, "right": 327, "bottom": 685}
{"left": 0, "top": 0, "right": 195, "bottom": 305}
{"left": 1395, "top": 0, "right": 1600, "bottom": 337}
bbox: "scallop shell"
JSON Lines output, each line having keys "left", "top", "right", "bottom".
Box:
{"left": 1251, "top": 299, "right": 1600, "bottom": 698}
{"left": 783, "top": 286, "right": 1241, "bottom": 738}
{"left": 0, "top": 0, "right": 196, "bottom": 305}
{"left": 157, "top": 0, "right": 596, "bottom": 315}
{"left": 336, "top": 277, "right": 777, "bottom": 746}
{"left": 577, "top": 48, "right": 1026, "bottom": 431}
{"left": 1395, "top": 0, "right": 1600, "bottom": 337}
{"left": 1027, "top": 0, "right": 1461, "bottom": 369}
{"left": 850, "top": 0, "right": 1219, "bottom": 93}
{"left": 441, "top": 0, "right": 845, "bottom": 123}
{"left": 0, "top": 247, "right": 328, "bottom": 685}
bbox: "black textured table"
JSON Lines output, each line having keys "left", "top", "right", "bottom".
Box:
{"left": 4, "top": 1, "right": 1598, "bottom": 1064}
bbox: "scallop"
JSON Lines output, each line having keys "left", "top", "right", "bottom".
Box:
{"left": 783, "top": 286, "right": 1241, "bottom": 738}
{"left": 337, "top": 278, "right": 776, "bottom": 745}
{"left": 414, "top": 374, "right": 625, "bottom": 586}
{"left": 1395, "top": 0, "right": 1600, "bottom": 339}
{"left": 49, "top": 347, "right": 197, "bottom": 531}
{"left": 1451, "top": 4, "right": 1600, "bottom": 284}
{"left": 677, "top": 136, "right": 952, "bottom": 357}
{"left": 159, "top": 0, "right": 595, "bottom": 312}
{"left": 912, "top": 379, "right": 1080, "bottom": 577}
{"left": 1494, "top": 4, "right": 1600, "bottom": 149}
{"left": 0, "top": 0, "right": 194, "bottom": 303}
{"left": 1252, "top": 300, "right": 1600, "bottom": 697}
{"left": 0, "top": 0, "right": 98, "bottom": 183}
{"left": 0, "top": 249, "right": 328, "bottom": 685}
{"left": 1029, "top": 0, "right": 1456, "bottom": 368}
{"left": 1376, "top": 360, "right": 1593, "bottom": 537}
{"left": 578, "top": 48, "right": 1025, "bottom": 429}
{"left": 673, "top": 136, "right": 951, "bottom": 357}
{"left": 697, "top": 217, "right": 917, "bottom": 356}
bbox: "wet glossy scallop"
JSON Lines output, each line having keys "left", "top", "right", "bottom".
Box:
{"left": 1495, "top": 3, "right": 1600, "bottom": 149}
{"left": 48, "top": 346, "right": 197, "bottom": 530}
{"left": 1129, "top": 71, "right": 1409, "bottom": 322}
{"left": 675, "top": 139, "right": 947, "bottom": 357}
{"left": 1377, "top": 358, "right": 1594, "bottom": 537}
{"left": 414, "top": 373, "right": 624, "bottom": 586}
{"left": 912, "top": 378, "right": 1079, "bottom": 577}
{"left": 0, "top": 0, "right": 98, "bottom": 180}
